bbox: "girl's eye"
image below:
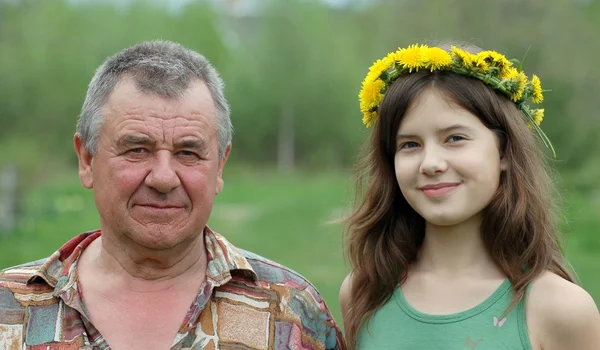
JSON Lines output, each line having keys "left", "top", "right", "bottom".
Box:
{"left": 400, "top": 142, "right": 420, "bottom": 149}
{"left": 447, "top": 135, "right": 466, "bottom": 143}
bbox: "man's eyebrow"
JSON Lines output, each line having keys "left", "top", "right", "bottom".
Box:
{"left": 174, "top": 138, "right": 208, "bottom": 152}
{"left": 117, "top": 134, "right": 155, "bottom": 148}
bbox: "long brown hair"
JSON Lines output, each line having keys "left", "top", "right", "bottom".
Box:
{"left": 343, "top": 48, "right": 575, "bottom": 348}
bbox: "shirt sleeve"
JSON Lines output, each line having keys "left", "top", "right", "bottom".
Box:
{"left": 294, "top": 284, "right": 346, "bottom": 350}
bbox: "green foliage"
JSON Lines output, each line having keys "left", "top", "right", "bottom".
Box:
{"left": 0, "top": 0, "right": 226, "bottom": 160}
{"left": 1, "top": 0, "right": 599, "bottom": 170}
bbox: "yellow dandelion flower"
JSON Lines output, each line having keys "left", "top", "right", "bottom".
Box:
{"left": 362, "top": 110, "right": 378, "bottom": 128}
{"left": 488, "top": 51, "right": 504, "bottom": 61}
{"left": 473, "top": 56, "right": 490, "bottom": 73}
{"left": 491, "top": 52, "right": 512, "bottom": 70}
{"left": 477, "top": 51, "right": 510, "bottom": 67}
{"left": 501, "top": 67, "right": 518, "bottom": 80}
{"left": 383, "top": 51, "right": 399, "bottom": 66}
{"left": 528, "top": 109, "right": 544, "bottom": 129}
{"left": 424, "top": 47, "right": 452, "bottom": 71}
{"left": 451, "top": 46, "right": 475, "bottom": 68}
{"left": 476, "top": 51, "right": 494, "bottom": 63}
{"left": 531, "top": 74, "right": 543, "bottom": 104}
{"left": 366, "top": 58, "right": 391, "bottom": 81}
{"left": 398, "top": 44, "right": 428, "bottom": 72}
{"left": 511, "top": 71, "right": 528, "bottom": 102}
{"left": 387, "top": 49, "right": 408, "bottom": 65}
{"left": 476, "top": 50, "right": 512, "bottom": 76}
{"left": 359, "top": 79, "right": 385, "bottom": 112}
{"left": 359, "top": 97, "right": 371, "bottom": 114}
{"left": 533, "top": 108, "right": 544, "bottom": 126}
{"left": 498, "top": 66, "right": 513, "bottom": 79}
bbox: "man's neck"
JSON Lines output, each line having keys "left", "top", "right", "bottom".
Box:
{"left": 81, "top": 232, "right": 208, "bottom": 292}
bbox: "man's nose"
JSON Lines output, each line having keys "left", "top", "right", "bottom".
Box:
{"left": 144, "top": 151, "right": 181, "bottom": 194}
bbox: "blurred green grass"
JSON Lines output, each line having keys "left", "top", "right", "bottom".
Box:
{"left": 1, "top": 168, "right": 599, "bottom": 327}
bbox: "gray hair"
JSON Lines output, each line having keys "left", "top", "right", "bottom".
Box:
{"left": 76, "top": 40, "right": 232, "bottom": 158}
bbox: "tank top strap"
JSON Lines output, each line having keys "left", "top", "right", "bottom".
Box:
{"left": 516, "top": 280, "right": 534, "bottom": 349}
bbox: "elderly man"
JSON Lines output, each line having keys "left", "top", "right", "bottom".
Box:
{"left": 0, "top": 41, "right": 344, "bottom": 349}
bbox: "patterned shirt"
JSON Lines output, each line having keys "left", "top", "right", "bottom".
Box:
{"left": 0, "top": 227, "right": 345, "bottom": 349}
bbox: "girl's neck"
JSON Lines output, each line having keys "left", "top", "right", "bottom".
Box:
{"left": 413, "top": 214, "right": 504, "bottom": 280}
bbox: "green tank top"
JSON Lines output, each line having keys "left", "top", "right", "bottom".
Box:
{"left": 357, "top": 279, "right": 532, "bottom": 349}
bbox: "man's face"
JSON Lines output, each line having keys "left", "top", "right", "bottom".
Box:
{"left": 75, "top": 77, "right": 229, "bottom": 250}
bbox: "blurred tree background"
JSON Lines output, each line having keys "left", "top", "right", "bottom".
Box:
{"left": 1, "top": 0, "right": 599, "bottom": 327}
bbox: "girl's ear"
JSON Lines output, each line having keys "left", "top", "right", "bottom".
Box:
{"left": 495, "top": 130, "right": 508, "bottom": 172}
{"left": 500, "top": 156, "right": 508, "bottom": 172}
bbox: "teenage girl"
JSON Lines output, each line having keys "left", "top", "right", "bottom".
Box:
{"left": 340, "top": 42, "right": 600, "bottom": 349}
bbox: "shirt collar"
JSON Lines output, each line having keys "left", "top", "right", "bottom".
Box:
{"left": 27, "top": 230, "right": 100, "bottom": 292}
{"left": 203, "top": 226, "right": 258, "bottom": 287}
{"left": 27, "top": 227, "right": 259, "bottom": 293}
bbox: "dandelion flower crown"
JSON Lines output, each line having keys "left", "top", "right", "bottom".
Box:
{"left": 358, "top": 44, "right": 554, "bottom": 156}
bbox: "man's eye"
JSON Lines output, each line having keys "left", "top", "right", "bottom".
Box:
{"left": 129, "top": 148, "right": 147, "bottom": 154}
{"left": 178, "top": 150, "right": 200, "bottom": 159}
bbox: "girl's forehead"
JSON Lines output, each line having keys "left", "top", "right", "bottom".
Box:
{"left": 397, "top": 90, "right": 483, "bottom": 134}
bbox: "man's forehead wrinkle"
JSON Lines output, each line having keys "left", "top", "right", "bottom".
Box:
{"left": 170, "top": 118, "right": 177, "bottom": 146}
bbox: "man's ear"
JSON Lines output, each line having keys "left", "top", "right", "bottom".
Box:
{"left": 215, "top": 143, "right": 231, "bottom": 195}
{"left": 74, "top": 133, "right": 94, "bottom": 189}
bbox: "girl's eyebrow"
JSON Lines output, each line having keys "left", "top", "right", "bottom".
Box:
{"left": 397, "top": 124, "right": 474, "bottom": 140}
{"left": 437, "top": 124, "right": 475, "bottom": 134}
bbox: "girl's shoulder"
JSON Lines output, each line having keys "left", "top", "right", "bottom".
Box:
{"left": 339, "top": 273, "right": 354, "bottom": 323}
{"left": 526, "top": 271, "right": 600, "bottom": 349}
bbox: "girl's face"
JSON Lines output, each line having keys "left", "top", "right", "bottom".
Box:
{"left": 394, "top": 88, "right": 506, "bottom": 227}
